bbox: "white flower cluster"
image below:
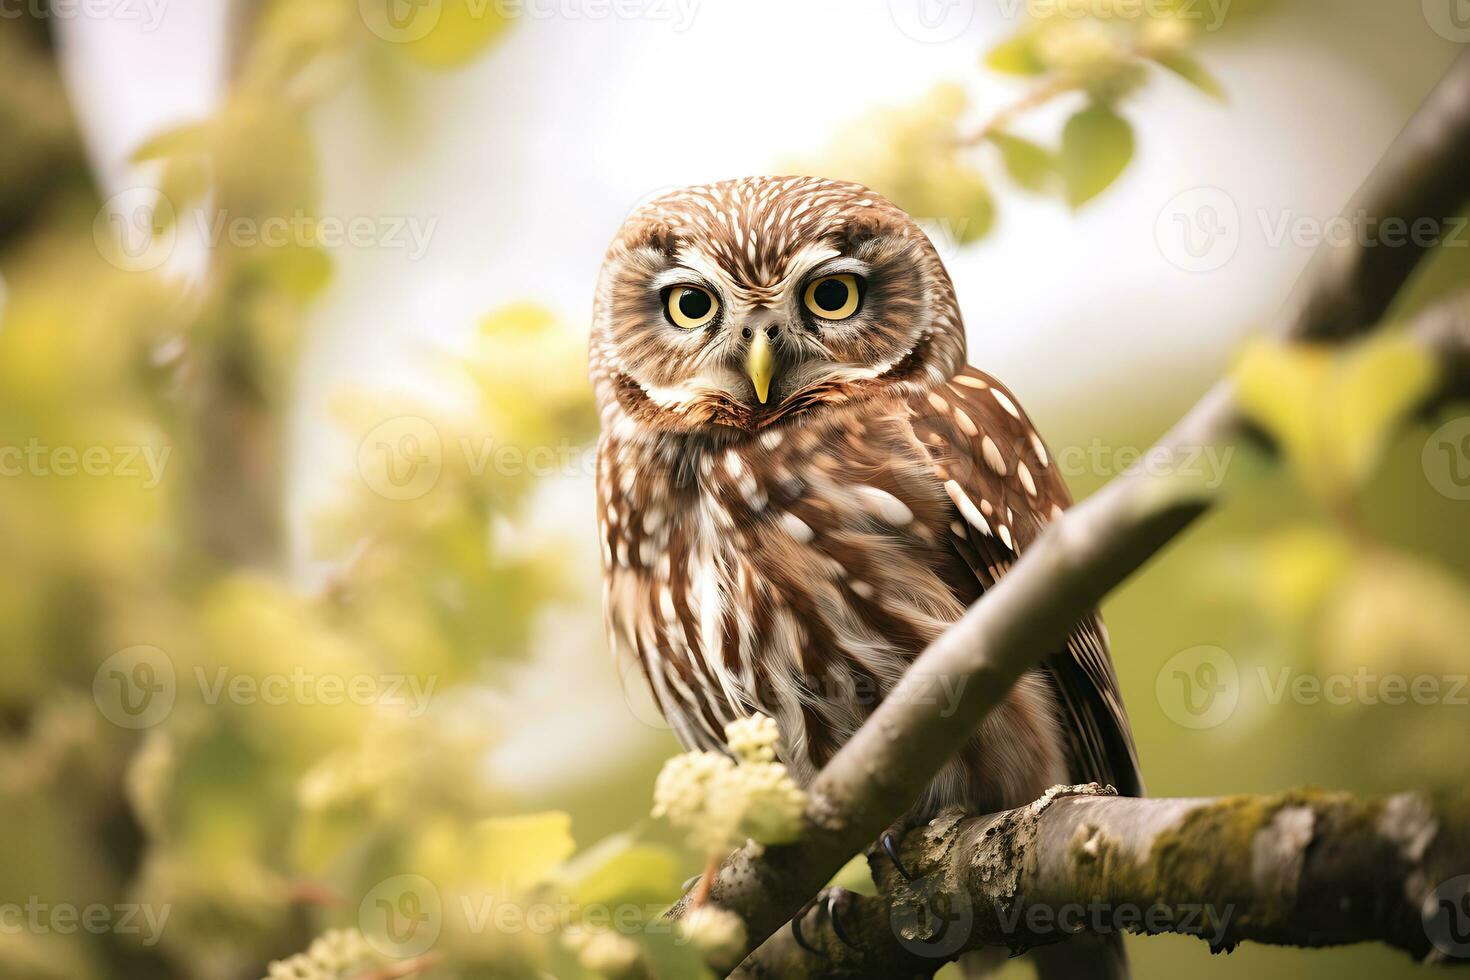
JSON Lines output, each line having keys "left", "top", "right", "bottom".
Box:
{"left": 680, "top": 906, "right": 748, "bottom": 970}
{"left": 1035, "top": 20, "right": 1130, "bottom": 80}
{"left": 651, "top": 714, "right": 807, "bottom": 853}
{"left": 563, "top": 925, "right": 643, "bottom": 978}
{"left": 262, "top": 929, "right": 381, "bottom": 980}
{"left": 723, "top": 713, "right": 780, "bottom": 763}
{"left": 1139, "top": 16, "right": 1196, "bottom": 56}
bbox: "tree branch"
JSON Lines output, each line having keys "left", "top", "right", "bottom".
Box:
{"left": 1283, "top": 52, "right": 1470, "bottom": 342}
{"left": 735, "top": 785, "right": 1470, "bottom": 978}
{"left": 675, "top": 50, "right": 1470, "bottom": 976}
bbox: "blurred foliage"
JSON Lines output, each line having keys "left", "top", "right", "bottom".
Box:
{"left": 0, "top": 4, "right": 685, "bottom": 979}
{"left": 798, "top": 0, "right": 1276, "bottom": 237}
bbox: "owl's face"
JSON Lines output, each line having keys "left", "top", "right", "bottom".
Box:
{"left": 591, "top": 177, "right": 965, "bottom": 433}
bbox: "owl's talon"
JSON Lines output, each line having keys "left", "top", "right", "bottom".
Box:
{"left": 790, "top": 904, "right": 820, "bottom": 956}
{"left": 826, "top": 890, "right": 856, "bottom": 948}
{"left": 790, "top": 889, "right": 856, "bottom": 956}
{"left": 882, "top": 832, "right": 914, "bottom": 881}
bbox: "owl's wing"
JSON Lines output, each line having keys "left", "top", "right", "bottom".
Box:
{"left": 907, "top": 367, "right": 1143, "bottom": 797}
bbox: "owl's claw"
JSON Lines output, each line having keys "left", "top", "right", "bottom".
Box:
{"left": 826, "top": 891, "right": 855, "bottom": 947}
{"left": 882, "top": 832, "right": 914, "bottom": 881}
{"left": 790, "top": 888, "right": 857, "bottom": 955}
{"left": 790, "top": 908, "right": 819, "bottom": 956}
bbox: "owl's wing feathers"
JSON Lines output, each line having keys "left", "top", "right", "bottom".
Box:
{"left": 907, "top": 367, "right": 1143, "bottom": 798}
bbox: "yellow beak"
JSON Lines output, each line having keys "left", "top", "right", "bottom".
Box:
{"left": 746, "top": 329, "right": 774, "bottom": 405}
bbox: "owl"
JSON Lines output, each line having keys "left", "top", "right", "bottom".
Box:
{"left": 591, "top": 177, "right": 1140, "bottom": 976}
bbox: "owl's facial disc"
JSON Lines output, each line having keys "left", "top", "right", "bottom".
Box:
{"left": 596, "top": 179, "right": 960, "bottom": 432}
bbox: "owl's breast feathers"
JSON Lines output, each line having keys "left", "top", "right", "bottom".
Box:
{"left": 597, "top": 366, "right": 1141, "bottom": 812}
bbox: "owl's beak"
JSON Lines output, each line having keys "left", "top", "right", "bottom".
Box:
{"left": 746, "top": 329, "right": 774, "bottom": 405}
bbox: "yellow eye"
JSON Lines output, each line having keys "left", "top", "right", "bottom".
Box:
{"left": 804, "top": 274, "right": 862, "bottom": 321}
{"left": 665, "top": 285, "right": 719, "bottom": 329}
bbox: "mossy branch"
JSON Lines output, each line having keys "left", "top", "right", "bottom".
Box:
{"left": 671, "top": 50, "right": 1470, "bottom": 977}
{"left": 735, "top": 785, "right": 1470, "bottom": 978}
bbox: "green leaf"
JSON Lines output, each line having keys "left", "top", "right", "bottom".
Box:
{"left": 1153, "top": 52, "right": 1227, "bottom": 100}
{"left": 1059, "top": 104, "right": 1134, "bottom": 207}
{"left": 988, "top": 132, "right": 1056, "bottom": 193}
{"left": 1333, "top": 334, "right": 1437, "bottom": 486}
{"left": 1234, "top": 339, "right": 1338, "bottom": 503}
{"left": 985, "top": 33, "right": 1046, "bottom": 77}
{"left": 554, "top": 833, "right": 682, "bottom": 908}
{"left": 1233, "top": 334, "right": 1437, "bottom": 505}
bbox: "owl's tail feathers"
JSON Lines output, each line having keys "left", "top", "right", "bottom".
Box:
{"left": 955, "top": 933, "right": 1130, "bottom": 980}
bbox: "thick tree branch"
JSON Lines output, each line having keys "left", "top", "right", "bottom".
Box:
{"left": 735, "top": 785, "right": 1470, "bottom": 978}
{"left": 677, "top": 50, "right": 1470, "bottom": 976}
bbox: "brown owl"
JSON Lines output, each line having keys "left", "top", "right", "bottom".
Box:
{"left": 591, "top": 177, "right": 1140, "bottom": 976}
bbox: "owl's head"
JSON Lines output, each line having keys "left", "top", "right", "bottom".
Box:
{"left": 590, "top": 177, "right": 966, "bottom": 434}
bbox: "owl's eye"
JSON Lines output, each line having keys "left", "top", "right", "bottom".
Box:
{"left": 664, "top": 285, "right": 720, "bottom": 330}
{"left": 803, "top": 274, "right": 863, "bottom": 321}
